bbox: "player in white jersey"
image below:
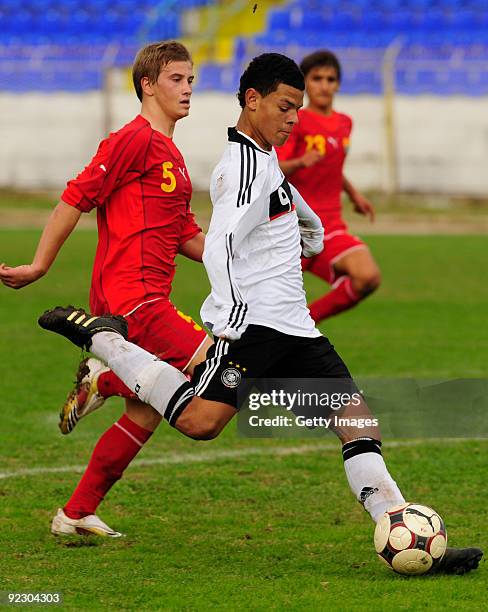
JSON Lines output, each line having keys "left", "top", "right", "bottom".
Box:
{"left": 201, "top": 126, "right": 321, "bottom": 341}
{"left": 39, "top": 53, "right": 482, "bottom": 573}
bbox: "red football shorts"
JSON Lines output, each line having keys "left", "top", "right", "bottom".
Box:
{"left": 302, "top": 229, "right": 367, "bottom": 284}
{"left": 124, "top": 299, "right": 208, "bottom": 372}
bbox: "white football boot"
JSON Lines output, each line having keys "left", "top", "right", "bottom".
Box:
{"left": 59, "top": 357, "right": 109, "bottom": 434}
{"left": 51, "top": 508, "right": 123, "bottom": 538}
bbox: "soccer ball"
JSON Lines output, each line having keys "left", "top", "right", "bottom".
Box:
{"left": 374, "top": 503, "right": 447, "bottom": 575}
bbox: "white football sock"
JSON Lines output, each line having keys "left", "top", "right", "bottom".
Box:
{"left": 342, "top": 438, "right": 406, "bottom": 523}
{"left": 90, "top": 332, "right": 190, "bottom": 418}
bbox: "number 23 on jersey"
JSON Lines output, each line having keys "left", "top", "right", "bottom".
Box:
{"left": 304, "top": 134, "right": 326, "bottom": 155}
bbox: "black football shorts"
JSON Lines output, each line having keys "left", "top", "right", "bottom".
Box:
{"left": 191, "top": 324, "right": 355, "bottom": 409}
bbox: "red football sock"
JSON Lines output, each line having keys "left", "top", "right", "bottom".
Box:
{"left": 64, "top": 414, "right": 152, "bottom": 519}
{"left": 97, "top": 370, "right": 137, "bottom": 400}
{"left": 309, "top": 276, "right": 361, "bottom": 323}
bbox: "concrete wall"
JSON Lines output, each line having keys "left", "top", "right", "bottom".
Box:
{"left": 0, "top": 91, "right": 487, "bottom": 195}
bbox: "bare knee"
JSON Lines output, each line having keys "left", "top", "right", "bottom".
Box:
{"left": 173, "top": 398, "right": 235, "bottom": 440}
{"left": 175, "top": 411, "right": 222, "bottom": 440}
{"left": 352, "top": 270, "right": 381, "bottom": 296}
{"left": 125, "top": 399, "right": 162, "bottom": 431}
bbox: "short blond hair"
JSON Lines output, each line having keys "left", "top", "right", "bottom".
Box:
{"left": 132, "top": 41, "right": 192, "bottom": 101}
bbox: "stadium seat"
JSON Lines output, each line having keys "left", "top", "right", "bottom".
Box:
{"left": 268, "top": 10, "right": 292, "bottom": 32}
{"left": 197, "top": 63, "right": 240, "bottom": 93}
{"left": 2, "top": 0, "right": 488, "bottom": 95}
{"left": 342, "top": 69, "right": 383, "bottom": 95}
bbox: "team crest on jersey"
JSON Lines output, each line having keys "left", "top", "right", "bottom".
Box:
{"left": 269, "top": 178, "right": 294, "bottom": 220}
{"left": 221, "top": 367, "right": 242, "bottom": 388}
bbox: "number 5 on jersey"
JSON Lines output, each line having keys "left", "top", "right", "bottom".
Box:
{"left": 161, "top": 161, "right": 176, "bottom": 193}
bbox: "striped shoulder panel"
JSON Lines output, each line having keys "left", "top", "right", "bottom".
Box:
{"left": 236, "top": 144, "right": 258, "bottom": 208}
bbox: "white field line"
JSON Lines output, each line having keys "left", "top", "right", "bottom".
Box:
{"left": 0, "top": 438, "right": 484, "bottom": 481}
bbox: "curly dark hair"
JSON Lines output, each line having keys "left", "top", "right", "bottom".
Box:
{"left": 300, "top": 50, "right": 342, "bottom": 82}
{"left": 237, "top": 53, "right": 305, "bottom": 108}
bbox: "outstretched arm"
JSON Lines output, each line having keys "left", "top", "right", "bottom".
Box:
{"left": 0, "top": 200, "right": 81, "bottom": 289}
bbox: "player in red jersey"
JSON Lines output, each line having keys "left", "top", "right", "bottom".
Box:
{"left": 276, "top": 50, "right": 381, "bottom": 323}
{"left": 0, "top": 41, "right": 212, "bottom": 537}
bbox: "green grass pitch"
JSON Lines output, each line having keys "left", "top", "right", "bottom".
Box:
{"left": 0, "top": 226, "right": 487, "bottom": 610}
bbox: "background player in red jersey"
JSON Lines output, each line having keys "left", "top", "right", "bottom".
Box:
{"left": 276, "top": 50, "right": 381, "bottom": 323}
{"left": 0, "top": 41, "right": 213, "bottom": 537}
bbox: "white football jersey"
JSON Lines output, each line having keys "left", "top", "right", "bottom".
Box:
{"left": 200, "top": 127, "right": 320, "bottom": 340}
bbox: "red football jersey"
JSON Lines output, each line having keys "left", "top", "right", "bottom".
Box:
{"left": 62, "top": 114, "right": 201, "bottom": 315}
{"left": 276, "top": 109, "right": 352, "bottom": 231}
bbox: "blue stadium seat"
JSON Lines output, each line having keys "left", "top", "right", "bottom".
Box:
{"left": 438, "top": 69, "right": 488, "bottom": 95}
{"left": 268, "top": 9, "right": 292, "bottom": 32}
{"left": 9, "top": 66, "right": 103, "bottom": 92}
{"left": 234, "top": 38, "right": 247, "bottom": 61}
{"left": 1, "top": 0, "right": 488, "bottom": 95}
{"left": 448, "top": 10, "right": 479, "bottom": 29}
{"left": 197, "top": 63, "right": 239, "bottom": 93}
{"left": 386, "top": 10, "right": 416, "bottom": 31}
{"left": 197, "top": 64, "right": 223, "bottom": 91}
{"left": 342, "top": 69, "right": 383, "bottom": 94}
{"left": 396, "top": 69, "right": 424, "bottom": 95}
{"left": 330, "top": 11, "right": 358, "bottom": 31}
{"left": 361, "top": 10, "right": 387, "bottom": 31}
{"left": 300, "top": 11, "right": 328, "bottom": 31}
